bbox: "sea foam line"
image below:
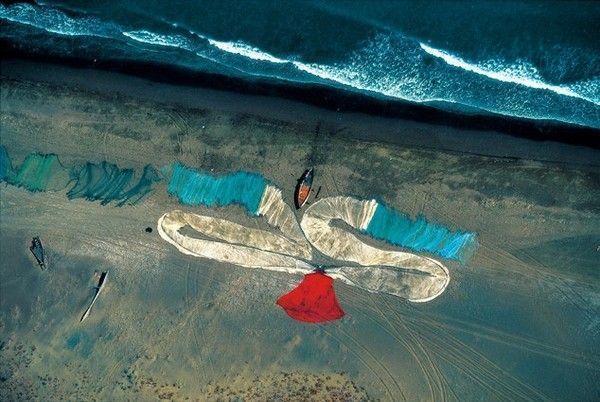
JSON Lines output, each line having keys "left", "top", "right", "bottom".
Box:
{"left": 122, "top": 30, "right": 193, "bottom": 50}
{"left": 206, "top": 39, "right": 287, "bottom": 64}
{"left": 419, "top": 43, "right": 596, "bottom": 104}
{"left": 183, "top": 28, "right": 288, "bottom": 64}
{"left": 0, "top": 3, "right": 117, "bottom": 38}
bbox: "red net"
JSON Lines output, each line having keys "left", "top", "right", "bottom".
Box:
{"left": 276, "top": 272, "right": 345, "bottom": 323}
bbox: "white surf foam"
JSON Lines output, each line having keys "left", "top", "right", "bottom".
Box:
{"left": 419, "top": 43, "right": 597, "bottom": 105}
{"left": 291, "top": 59, "right": 440, "bottom": 104}
{"left": 205, "top": 38, "right": 287, "bottom": 64}
{"left": 0, "top": 3, "right": 117, "bottom": 38}
{"left": 184, "top": 28, "right": 599, "bottom": 114}
{"left": 290, "top": 35, "right": 598, "bottom": 127}
{"left": 122, "top": 30, "right": 192, "bottom": 50}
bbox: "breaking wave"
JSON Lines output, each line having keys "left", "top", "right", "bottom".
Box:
{"left": 419, "top": 43, "right": 596, "bottom": 104}
{"left": 205, "top": 38, "right": 288, "bottom": 64}
{"left": 122, "top": 30, "right": 193, "bottom": 50}
{"left": 0, "top": 3, "right": 120, "bottom": 38}
{"left": 1, "top": 2, "right": 599, "bottom": 128}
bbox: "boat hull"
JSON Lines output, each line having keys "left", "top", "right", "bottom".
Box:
{"left": 294, "top": 168, "right": 314, "bottom": 209}
{"left": 29, "top": 237, "right": 47, "bottom": 270}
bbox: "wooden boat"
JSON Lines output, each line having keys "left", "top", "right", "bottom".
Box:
{"left": 81, "top": 271, "right": 108, "bottom": 322}
{"left": 29, "top": 236, "right": 48, "bottom": 270}
{"left": 294, "top": 168, "right": 314, "bottom": 209}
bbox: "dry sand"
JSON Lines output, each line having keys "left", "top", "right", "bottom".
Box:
{"left": 1, "top": 60, "right": 599, "bottom": 401}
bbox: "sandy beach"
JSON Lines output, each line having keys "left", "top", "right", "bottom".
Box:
{"left": 1, "top": 59, "right": 599, "bottom": 401}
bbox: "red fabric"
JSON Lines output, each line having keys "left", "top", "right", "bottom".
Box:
{"left": 276, "top": 272, "right": 345, "bottom": 323}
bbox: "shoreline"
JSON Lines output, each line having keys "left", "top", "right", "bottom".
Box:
{"left": 2, "top": 57, "right": 599, "bottom": 167}
{"left": 2, "top": 44, "right": 600, "bottom": 147}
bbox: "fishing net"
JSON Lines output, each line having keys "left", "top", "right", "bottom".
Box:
{"left": 276, "top": 272, "right": 345, "bottom": 323}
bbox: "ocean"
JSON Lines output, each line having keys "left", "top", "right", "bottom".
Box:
{"left": 1, "top": 0, "right": 599, "bottom": 129}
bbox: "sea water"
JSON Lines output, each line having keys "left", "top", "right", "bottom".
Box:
{"left": 1, "top": 1, "right": 598, "bottom": 128}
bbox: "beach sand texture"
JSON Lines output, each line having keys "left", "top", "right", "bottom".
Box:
{"left": 1, "top": 62, "right": 599, "bottom": 401}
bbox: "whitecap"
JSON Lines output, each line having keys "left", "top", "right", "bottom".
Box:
{"left": 289, "top": 33, "right": 599, "bottom": 127}
{"left": 205, "top": 38, "right": 287, "bottom": 64}
{"left": 0, "top": 3, "right": 118, "bottom": 38}
{"left": 419, "top": 43, "right": 597, "bottom": 105}
{"left": 122, "top": 30, "right": 192, "bottom": 51}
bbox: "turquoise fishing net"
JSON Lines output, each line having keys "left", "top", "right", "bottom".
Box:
{"left": 364, "top": 202, "right": 477, "bottom": 262}
{"left": 168, "top": 162, "right": 268, "bottom": 215}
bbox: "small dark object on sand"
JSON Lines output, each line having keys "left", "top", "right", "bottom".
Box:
{"left": 29, "top": 236, "right": 48, "bottom": 270}
{"left": 145, "top": 227, "right": 153, "bottom": 233}
{"left": 314, "top": 185, "right": 322, "bottom": 199}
